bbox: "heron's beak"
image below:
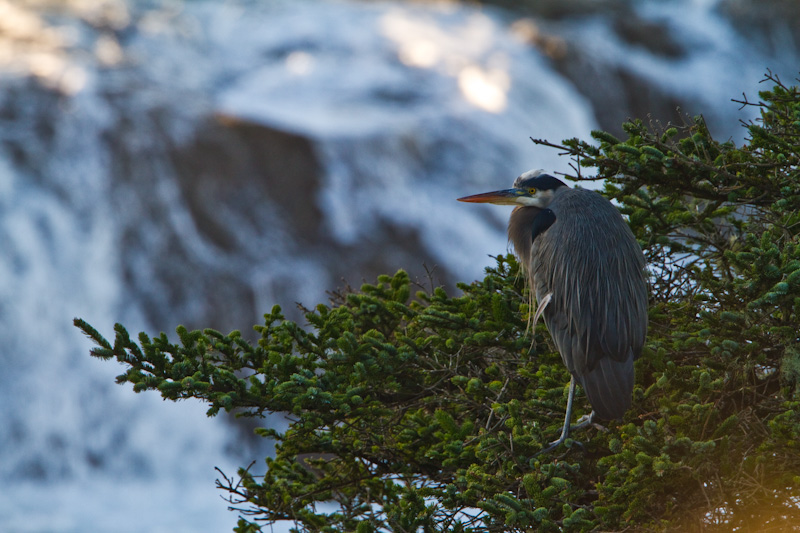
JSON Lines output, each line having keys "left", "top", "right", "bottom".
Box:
{"left": 457, "top": 188, "right": 526, "bottom": 206}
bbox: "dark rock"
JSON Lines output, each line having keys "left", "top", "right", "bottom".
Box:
{"left": 550, "top": 43, "right": 688, "bottom": 136}
{"left": 613, "top": 16, "right": 686, "bottom": 59}
{"left": 718, "top": 0, "right": 800, "bottom": 54}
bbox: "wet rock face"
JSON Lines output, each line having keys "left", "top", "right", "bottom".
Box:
{"left": 137, "top": 114, "right": 325, "bottom": 330}
{"left": 512, "top": 5, "right": 699, "bottom": 136}
{"left": 196, "top": 114, "right": 325, "bottom": 247}
{"left": 482, "top": 0, "right": 626, "bottom": 20}
{"left": 550, "top": 45, "right": 687, "bottom": 137}
{"left": 612, "top": 16, "right": 686, "bottom": 59}
{"left": 126, "top": 112, "right": 452, "bottom": 329}
{"left": 719, "top": 0, "right": 800, "bottom": 54}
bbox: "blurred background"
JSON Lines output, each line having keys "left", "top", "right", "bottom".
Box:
{"left": 0, "top": 0, "right": 797, "bottom": 530}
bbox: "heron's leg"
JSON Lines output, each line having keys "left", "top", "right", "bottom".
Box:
{"left": 534, "top": 377, "right": 576, "bottom": 456}
{"left": 534, "top": 381, "right": 598, "bottom": 456}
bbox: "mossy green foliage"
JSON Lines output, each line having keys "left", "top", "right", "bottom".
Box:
{"left": 75, "top": 73, "right": 800, "bottom": 531}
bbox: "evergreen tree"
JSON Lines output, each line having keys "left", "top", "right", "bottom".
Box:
{"left": 76, "top": 72, "right": 800, "bottom": 531}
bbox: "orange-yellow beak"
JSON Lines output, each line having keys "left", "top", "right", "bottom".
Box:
{"left": 457, "top": 188, "right": 527, "bottom": 205}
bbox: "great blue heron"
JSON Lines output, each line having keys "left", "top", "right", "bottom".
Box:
{"left": 458, "top": 170, "right": 648, "bottom": 453}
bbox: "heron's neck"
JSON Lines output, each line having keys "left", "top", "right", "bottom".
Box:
{"left": 508, "top": 206, "right": 542, "bottom": 270}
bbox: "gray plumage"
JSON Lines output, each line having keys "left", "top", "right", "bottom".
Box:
{"left": 459, "top": 169, "right": 648, "bottom": 449}
{"left": 510, "top": 186, "right": 648, "bottom": 419}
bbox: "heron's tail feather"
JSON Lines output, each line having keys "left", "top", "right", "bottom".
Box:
{"left": 579, "top": 353, "right": 634, "bottom": 420}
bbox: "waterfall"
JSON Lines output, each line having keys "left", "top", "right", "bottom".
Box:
{"left": 0, "top": 0, "right": 795, "bottom": 530}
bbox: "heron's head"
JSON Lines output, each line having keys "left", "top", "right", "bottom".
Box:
{"left": 457, "top": 169, "right": 567, "bottom": 208}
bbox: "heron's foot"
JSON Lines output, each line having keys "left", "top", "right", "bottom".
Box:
{"left": 534, "top": 411, "right": 596, "bottom": 456}
{"left": 576, "top": 411, "right": 612, "bottom": 433}
{"left": 533, "top": 429, "right": 574, "bottom": 457}
{"left": 572, "top": 412, "right": 594, "bottom": 431}
{"left": 533, "top": 432, "right": 585, "bottom": 457}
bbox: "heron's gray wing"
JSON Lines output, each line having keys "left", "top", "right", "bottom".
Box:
{"left": 530, "top": 189, "right": 647, "bottom": 419}
{"left": 537, "top": 277, "right": 637, "bottom": 420}
{"left": 578, "top": 251, "right": 644, "bottom": 419}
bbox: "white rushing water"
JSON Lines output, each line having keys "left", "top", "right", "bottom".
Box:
{"left": 0, "top": 0, "right": 796, "bottom": 531}
{"left": 0, "top": 36, "right": 240, "bottom": 532}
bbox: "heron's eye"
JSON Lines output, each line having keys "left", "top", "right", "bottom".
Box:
{"left": 528, "top": 188, "right": 537, "bottom": 195}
